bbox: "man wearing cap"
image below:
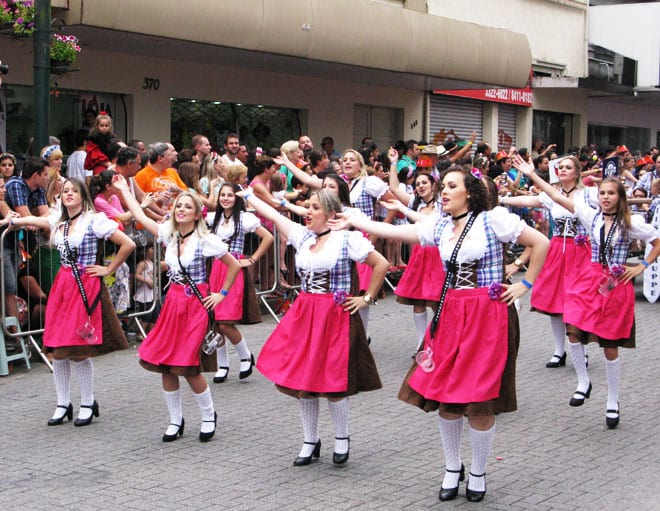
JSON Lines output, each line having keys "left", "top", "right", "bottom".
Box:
{"left": 634, "top": 153, "right": 660, "bottom": 195}
{"left": 488, "top": 150, "right": 510, "bottom": 179}
{"left": 396, "top": 139, "right": 419, "bottom": 176}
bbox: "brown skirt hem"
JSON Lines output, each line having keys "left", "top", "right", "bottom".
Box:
{"left": 139, "top": 359, "right": 202, "bottom": 377}
{"left": 566, "top": 321, "right": 635, "bottom": 349}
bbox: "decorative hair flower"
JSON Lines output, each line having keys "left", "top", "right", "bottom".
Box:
{"left": 42, "top": 144, "right": 60, "bottom": 161}
{"left": 333, "top": 290, "right": 348, "bottom": 306}
{"left": 470, "top": 168, "right": 483, "bottom": 180}
{"left": 488, "top": 282, "right": 504, "bottom": 300}
{"left": 610, "top": 264, "right": 625, "bottom": 278}
{"left": 574, "top": 235, "right": 588, "bottom": 246}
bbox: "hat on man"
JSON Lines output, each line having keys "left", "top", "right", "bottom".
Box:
{"left": 421, "top": 145, "right": 439, "bottom": 156}
{"left": 495, "top": 150, "right": 508, "bottom": 162}
{"left": 616, "top": 145, "right": 629, "bottom": 154}
{"left": 416, "top": 156, "right": 433, "bottom": 168}
{"left": 436, "top": 145, "right": 450, "bottom": 157}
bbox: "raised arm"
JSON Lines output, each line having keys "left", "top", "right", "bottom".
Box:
{"left": 274, "top": 154, "right": 322, "bottom": 190}
{"left": 239, "top": 188, "right": 296, "bottom": 238}
{"left": 112, "top": 175, "right": 161, "bottom": 237}
{"left": 512, "top": 155, "right": 574, "bottom": 212}
{"left": 387, "top": 147, "right": 413, "bottom": 204}
{"left": 500, "top": 225, "right": 549, "bottom": 304}
{"left": 328, "top": 208, "right": 420, "bottom": 244}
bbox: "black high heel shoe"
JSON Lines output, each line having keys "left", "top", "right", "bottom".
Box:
{"left": 439, "top": 464, "right": 465, "bottom": 501}
{"left": 293, "top": 440, "right": 321, "bottom": 466}
{"left": 606, "top": 404, "right": 620, "bottom": 429}
{"left": 332, "top": 437, "right": 350, "bottom": 465}
{"left": 546, "top": 352, "right": 567, "bottom": 368}
{"left": 239, "top": 354, "right": 255, "bottom": 380}
{"left": 465, "top": 472, "right": 487, "bottom": 502}
{"left": 199, "top": 412, "right": 217, "bottom": 442}
{"left": 213, "top": 366, "right": 229, "bottom": 383}
{"left": 74, "top": 400, "right": 99, "bottom": 427}
{"left": 47, "top": 403, "right": 73, "bottom": 426}
{"left": 162, "top": 418, "right": 185, "bottom": 442}
{"left": 569, "top": 382, "right": 592, "bottom": 407}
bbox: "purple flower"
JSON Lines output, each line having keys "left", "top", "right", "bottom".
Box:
{"left": 574, "top": 235, "right": 588, "bottom": 246}
{"left": 610, "top": 264, "right": 625, "bottom": 278}
{"left": 488, "top": 282, "right": 504, "bottom": 300}
{"left": 333, "top": 290, "right": 348, "bottom": 306}
{"left": 183, "top": 285, "right": 194, "bottom": 297}
{"left": 470, "top": 168, "right": 483, "bottom": 180}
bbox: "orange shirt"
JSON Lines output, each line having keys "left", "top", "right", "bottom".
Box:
{"left": 134, "top": 165, "right": 186, "bottom": 194}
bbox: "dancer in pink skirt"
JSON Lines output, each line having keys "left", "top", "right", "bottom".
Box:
{"left": 241, "top": 188, "right": 387, "bottom": 466}
{"left": 501, "top": 155, "right": 597, "bottom": 368}
{"left": 114, "top": 176, "right": 240, "bottom": 443}
{"left": 517, "top": 161, "right": 660, "bottom": 429}
{"left": 209, "top": 183, "right": 273, "bottom": 383}
{"left": 3, "top": 178, "right": 134, "bottom": 427}
{"left": 332, "top": 166, "right": 549, "bottom": 503}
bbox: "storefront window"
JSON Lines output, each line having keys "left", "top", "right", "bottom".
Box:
{"left": 533, "top": 110, "right": 572, "bottom": 155}
{"left": 588, "top": 124, "right": 650, "bottom": 155}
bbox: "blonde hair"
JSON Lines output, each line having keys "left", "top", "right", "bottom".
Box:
{"left": 314, "top": 190, "right": 342, "bottom": 216}
{"left": 280, "top": 140, "right": 300, "bottom": 156}
{"left": 45, "top": 168, "right": 63, "bottom": 206}
{"left": 40, "top": 145, "right": 63, "bottom": 163}
{"left": 342, "top": 149, "right": 367, "bottom": 178}
{"left": 163, "top": 192, "right": 210, "bottom": 240}
{"left": 226, "top": 163, "right": 248, "bottom": 184}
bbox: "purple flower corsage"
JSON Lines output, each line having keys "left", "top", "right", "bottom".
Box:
{"left": 610, "top": 264, "right": 625, "bottom": 278}
{"left": 488, "top": 282, "right": 504, "bottom": 300}
{"left": 574, "top": 235, "right": 588, "bottom": 246}
{"left": 183, "top": 285, "right": 194, "bottom": 298}
{"left": 470, "top": 168, "right": 483, "bottom": 180}
{"left": 333, "top": 290, "right": 348, "bottom": 306}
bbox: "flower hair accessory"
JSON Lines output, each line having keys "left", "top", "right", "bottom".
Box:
{"left": 470, "top": 168, "right": 483, "bottom": 180}
{"left": 42, "top": 145, "right": 60, "bottom": 161}
{"left": 488, "top": 282, "right": 504, "bottom": 300}
{"left": 333, "top": 290, "right": 348, "bottom": 306}
{"left": 574, "top": 235, "right": 588, "bottom": 246}
{"left": 255, "top": 146, "right": 263, "bottom": 157}
{"left": 99, "top": 110, "right": 108, "bottom": 116}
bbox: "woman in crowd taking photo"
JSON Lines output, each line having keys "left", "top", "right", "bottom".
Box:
{"left": 514, "top": 155, "right": 660, "bottom": 429}
{"left": 330, "top": 164, "right": 548, "bottom": 502}
{"left": 500, "top": 155, "right": 597, "bottom": 368}
{"left": 1, "top": 178, "right": 135, "bottom": 427}
{"left": 241, "top": 187, "right": 387, "bottom": 467}
{"left": 113, "top": 175, "right": 241, "bottom": 443}
{"left": 209, "top": 182, "right": 273, "bottom": 383}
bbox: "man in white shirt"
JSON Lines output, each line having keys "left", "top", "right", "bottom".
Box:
{"left": 66, "top": 129, "right": 90, "bottom": 183}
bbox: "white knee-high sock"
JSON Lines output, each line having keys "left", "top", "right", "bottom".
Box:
{"left": 549, "top": 316, "right": 566, "bottom": 356}
{"left": 72, "top": 358, "right": 95, "bottom": 420}
{"left": 193, "top": 387, "right": 216, "bottom": 434}
{"left": 358, "top": 306, "right": 370, "bottom": 337}
{"left": 163, "top": 389, "right": 183, "bottom": 436}
{"left": 468, "top": 423, "right": 496, "bottom": 492}
{"left": 215, "top": 341, "right": 228, "bottom": 368}
{"left": 606, "top": 358, "right": 621, "bottom": 411}
{"left": 568, "top": 341, "right": 590, "bottom": 393}
{"left": 438, "top": 416, "right": 464, "bottom": 488}
{"left": 298, "top": 398, "right": 319, "bottom": 457}
{"left": 233, "top": 338, "right": 251, "bottom": 359}
{"left": 328, "top": 398, "right": 350, "bottom": 454}
{"left": 413, "top": 311, "right": 428, "bottom": 351}
{"left": 52, "top": 359, "right": 71, "bottom": 407}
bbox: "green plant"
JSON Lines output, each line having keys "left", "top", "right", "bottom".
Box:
{"left": 50, "top": 34, "right": 81, "bottom": 63}
{"left": 0, "top": 0, "right": 35, "bottom": 36}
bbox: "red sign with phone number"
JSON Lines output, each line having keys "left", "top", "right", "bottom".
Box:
{"left": 433, "top": 86, "right": 533, "bottom": 107}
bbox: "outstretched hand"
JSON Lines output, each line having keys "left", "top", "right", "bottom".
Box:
{"left": 112, "top": 174, "right": 128, "bottom": 191}
{"left": 512, "top": 154, "right": 534, "bottom": 177}
{"left": 326, "top": 212, "right": 352, "bottom": 231}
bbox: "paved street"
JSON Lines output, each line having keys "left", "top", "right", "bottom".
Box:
{"left": 1, "top": 279, "right": 659, "bottom": 510}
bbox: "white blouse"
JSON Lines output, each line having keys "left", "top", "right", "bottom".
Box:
{"left": 158, "top": 223, "right": 228, "bottom": 273}
{"left": 49, "top": 211, "right": 117, "bottom": 248}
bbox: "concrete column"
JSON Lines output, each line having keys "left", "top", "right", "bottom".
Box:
{"left": 517, "top": 107, "right": 533, "bottom": 150}
{"left": 482, "top": 102, "right": 498, "bottom": 150}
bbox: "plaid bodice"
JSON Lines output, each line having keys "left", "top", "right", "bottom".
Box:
{"left": 57, "top": 222, "right": 99, "bottom": 267}
{"left": 296, "top": 231, "right": 352, "bottom": 293}
{"left": 589, "top": 214, "right": 631, "bottom": 266}
{"left": 350, "top": 178, "right": 376, "bottom": 219}
{"left": 167, "top": 240, "right": 208, "bottom": 284}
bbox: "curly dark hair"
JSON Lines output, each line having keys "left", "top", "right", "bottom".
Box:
{"left": 440, "top": 165, "right": 489, "bottom": 215}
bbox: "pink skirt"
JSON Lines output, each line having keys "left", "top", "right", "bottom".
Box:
{"left": 139, "top": 283, "right": 209, "bottom": 370}
{"left": 408, "top": 288, "right": 509, "bottom": 404}
{"left": 44, "top": 268, "right": 103, "bottom": 348}
{"left": 395, "top": 245, "right": 444, "bottom": 304}
{"left": 564, "top": 262, "right": 635, "bottom": 342}
{"left": 530, "top": 237, "right": 591, "bottom": 315}
{"left": 209, "top": 258, "right": 244, "bottom": 322}
{"left": 257, "top": 292, "right": 351, "bottom": 393}
{"left": 356, "top": 262, "right": 372, "bottom": 292}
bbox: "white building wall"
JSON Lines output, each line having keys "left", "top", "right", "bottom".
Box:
{"left": 427, "top": 0, "right": 588, "bottom": 78}
{"left": 589, "top": 3, "right": 660, "bottom": 88}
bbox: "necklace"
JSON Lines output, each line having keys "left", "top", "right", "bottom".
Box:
{"left": 316, "top": 229, "right": 331, "bottom": 238}
{"left": 452, "top": 211, "right": 469, "bottom": 221}
{"left": 68, "top": 210, "right": 83, "bottom": 222}
{"left": 602, "top": 212, "right": 617, "bottom": 217}
{"left": 179, "top": 229, "right": 195, "bottom": 239}
{"left": 223, "top": 212, "right": 233, "bottom": 222}
{"left": 561, "top": 186, "right": 576, "bottom": 196}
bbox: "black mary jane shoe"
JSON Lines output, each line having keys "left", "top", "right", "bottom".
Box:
{"left": 545, "top": 352, "right": 567, "bottom": 368}
{"left": 569, "top": 382, "right": 592, "bottom": 407}
{"left": 47, "top": 403, "right": 73, "bottom": 426}
{"left": 74, "top": 400, "right": 99, "bottom": 427}
{"left": 199, "top": 412, "right": 217, "bottom": 442}
{"left": 332, "top": 437, "right": 350, "bottom": 465}
{"left": 239, "top": 354, "right": 255, "bottom": 380}
{"left": 213, "top": 366, "right": 229, "bottom": 383}
{"left": 606, "top": 405, "right": 620, "bottom": 429}
{"left": 293, "top": 440, "right": 321, "bottom": 466}
{"left": 162, "top": 418, "right": 185, "bottom": 442}
{"left": 438, "top": 464, "right": 465, "bottom": 501}
{"left": 465, "top": 472, "right": 487, "bottom": 503}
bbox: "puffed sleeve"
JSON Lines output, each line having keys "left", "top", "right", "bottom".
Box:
{"left": 630, "top": 214, "right": 659, "bottom": 243}
{"left": 346, "top": 231, "right": 374, "bottom": 263}
{"left": 157, "top": 222, "right": 171, "bottom": 247}
{"left": 416, "top": 214, "right": 441, "bottom": 247}
{"left": 488, "top": 206, "right": 526, "bottom": 243}
{"left": 573, "top": 199, "right": 597, "bottom": 230}
{"left": 364, "top": 175, "right": 389, "bottom": 200}
{"left": 538, "top": 192, "right": 554, "bottom": 211}
{"left": 241, "top": 211, "right": 261, "bottom": 233}
{"left": 202, "top": 233, "right": 229, "bottom": 258}
{"left": 47, "top": 210, "right": 61, "bottom": 231}
{"left": 285, "top": 223, "right": 307, "bottom": 250}
{"left": 90, "top": 212, "right": 118, "bottom": 240}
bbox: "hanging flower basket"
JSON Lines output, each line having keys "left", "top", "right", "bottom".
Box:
{"left": 0, "top": 0, "right": 35, "bottom": 36}
{"left": 50, "top": 34, "right": 80, "bottom": 63}
{"left": 50, "top": 59, "right": 71, "bottom": 75}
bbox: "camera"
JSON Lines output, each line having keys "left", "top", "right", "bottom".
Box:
{"left": 0, "top": 63, "right": 8, "bottom": 75}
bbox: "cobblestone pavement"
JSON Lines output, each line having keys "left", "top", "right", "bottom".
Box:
{"left": 1, "top": 279, "right": 658, "bottom": 510}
